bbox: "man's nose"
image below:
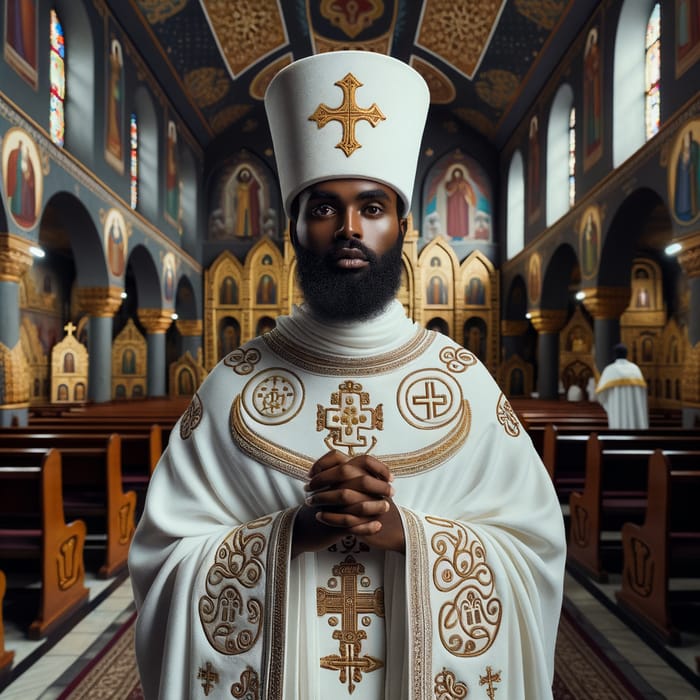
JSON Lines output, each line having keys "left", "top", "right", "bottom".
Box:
{"left": 335, "top": 208, "right": 362, "bottom": 239}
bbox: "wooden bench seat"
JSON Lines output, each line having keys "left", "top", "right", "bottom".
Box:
{"left": 616, "top": 449, "right": 700, "bottom": 644}
{"left": 0, "top": 434, "right": 136, "bottom": 578}
{"left": 0, "top": 449, "right": 89, "bottom": 639}
{"left": 567, "top": 432, "right": 700, "bottom": 581}
{"left": 0, "top": 570, "right": 13, "bottom": 674}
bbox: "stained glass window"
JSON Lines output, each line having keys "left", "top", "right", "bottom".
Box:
{"left": 645, "top": 3, "right": 661, "bottom": 140}
{"left": 568, "top": 106, "right": 576, "bottom": 208}
{"left": 130, "top": 113, "right": 138, "bottom": 209}
{"left": 50, "top": 9, "right": 65, "bottom": 147}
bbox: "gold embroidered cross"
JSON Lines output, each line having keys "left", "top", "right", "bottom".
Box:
{"left": 479, "top": 666, "right": 502, "bottom": 700}
{"left": 197, "top": 662, "right": 219, "bottom": 696}
{"left": 317, "top": 556, "right": 385, "bottom": 693}
{"left": 308, "top": 73, "right": 386, "bottom": 156}
{"left": 412, "top": 380, "right": 449, "bottom": 420}
{"left": 318, "top": 380, "right": 383, "bottom": 455}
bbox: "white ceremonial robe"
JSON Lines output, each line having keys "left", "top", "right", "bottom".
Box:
{"left": 595, "top": 358, "right": 649, "bottom": 429}
{"left": 129, "top": 300, "right": 566, "bottom": 699}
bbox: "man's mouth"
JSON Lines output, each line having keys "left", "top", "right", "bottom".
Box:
{"left": 331, "top": 247, "right": 369, "bottom": 269}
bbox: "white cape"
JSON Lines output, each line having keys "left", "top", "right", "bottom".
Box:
{"left": 596, "top": 358, "right": 649, "bottom": 429}
{"left": 129, "top": 301, "right": 566, "bottom": 699}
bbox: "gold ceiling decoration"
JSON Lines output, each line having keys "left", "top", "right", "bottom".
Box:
{"left": 409, "top": 56, "right": 456, "bottom": 104}
{"left": 319, "top": 0, "right": 384, "bottom": 38}
{"left": 211, "top": 105, "right": 254, "bottom": 135}
{"left": 514, "top": 0, "right": 568, "bottom": 31}
{"left": 135, "top": 0, "right": 187, "bottom": 25}
{"left": 415, "top": 0, "right": 507, "bottom": 79}
{"left": 453, "top": 108, "right": 497, "bottom": 139}
{"left": 474, "top": 69, "right": 519, "bottom": 111}
{"left": 202, "top": 0, "right": 288, "bottom": 78}
{"left": 249, "top": 54, "right": 293, "bottom": 101}
{"left": 184, "top": 67, "right": 230, "bottom": 109}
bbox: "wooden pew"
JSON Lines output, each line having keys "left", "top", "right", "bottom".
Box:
{"left": 0, "top": 449, "right": 89, "bottom": 639}
{"left": 542, "top": 423, "right": 694, "bottom": 497}
{"left": 0, "top": 434, "right": 136, "bottom": 578}
{"left": 568, "top": 433, "right": 700, "bottom": 581}
{"left": 0, "top": 570, "right": 14, "bottom": 674}
{"left": 616, "top": 449, "right": 700, "bottom": 645}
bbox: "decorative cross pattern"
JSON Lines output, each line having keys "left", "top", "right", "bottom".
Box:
{"left": 412, "top": 380, "right": 449, "bottom": 420}
{"left": 317, "top": 556, "right": 385, "bottom": 693}
{"left": 308, "top": 73, "right": 386, "bottom": 156}
{"left": 318, "top": 380, "right": 383, "bottom": 454}
{"left": 197, "top": 661, "right": 219, "bottom": 696}
{"left": 479, "top": 666, "right": 501, "bottom": 699}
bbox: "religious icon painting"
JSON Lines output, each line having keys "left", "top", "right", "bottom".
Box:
{"left": 675, "top": 0, "right": 700, "bottom": 78}
{"left": 4, "top": 0, "right": 38, "bottom": 88}
{"left": 527, "top": 115, "right": 541, "bottom": 223}
{"left": 162, "top": 251, "right": 176, "bottom": 302}
{"left": 582, "top": 21, "right": 603, "bottom": 171}
{"left": 103, "top": 208, "right": 128, "bottom": 278}
{"left": 527, "top": 252, "right": 541, "bottom": 305}
{"left": 421, "top": 151, "right": 493, "bottom": 254}
{"left": 104, "top": 32, "right": 125, "bottom": 173}
{"left": 1, "top": 127, "right": 43, "bottom": 230}
{"left": 164, "top": 120, "right": 180, "bottom": 226}
{"left": 579, "top": 204, "right": 601, "bottom": 280}
{"left": 668, "top": 119, "right": 700, "bottom": 224}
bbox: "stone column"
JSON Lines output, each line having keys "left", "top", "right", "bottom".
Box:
{"left": 678, "top": 236, "right": 700, "bottom": 428}
{"left": 76, "top": 286, "right": 123, "bottom": 403}
{"left": 581, "top": 287, "right": 631, "bottom": 371}
{"left": 500, "top": 319, "right": 530, "bottom": 361}
{"left": 138, "top": 309, "right": 173, "bottom": 397}
{"left": 0, "top": 234, "right": 33, "bottom": 426}
{"left": 175, "top": 319, "right": 203, "bottom": 362}
{"left": 529, "top": 310, "right": 567, "bottom": 400}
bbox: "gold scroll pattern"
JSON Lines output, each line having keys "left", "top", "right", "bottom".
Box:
{"left": 180, "top": 392, "right": 203, "bottom": 440}
{"left": 199, "top": 517, "right": 271, "bottom": 654}
{"left": 434, "top": 667, "right": 468, "bottom": 699}
{"left": 496, "top": 392, "right": 520, "bottom": 438}
{"left": 426, "top": 516, "right": 502, "bottom": 657}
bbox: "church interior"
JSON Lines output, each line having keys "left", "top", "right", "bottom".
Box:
{"left": 1, "top": 0, "right": 700, "bottom": 696}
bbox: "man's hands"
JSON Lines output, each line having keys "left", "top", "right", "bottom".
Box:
{"left": 291, "top": 450, "right": 405, "bottom": 558}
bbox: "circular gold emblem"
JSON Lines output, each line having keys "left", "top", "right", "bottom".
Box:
{"left": 397, "top": 370, "right": 462, "bottom": 429}
{"left": 242, "top": 368, "right": 304, "bottom": 424}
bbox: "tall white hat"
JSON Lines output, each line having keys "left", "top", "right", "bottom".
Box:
{"left": 264, "top": 51, "right": 430, "bottom": 217}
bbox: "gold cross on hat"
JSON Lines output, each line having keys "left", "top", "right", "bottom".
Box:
{"left": 309, "top": 72, "right": 386, "bottom": 156}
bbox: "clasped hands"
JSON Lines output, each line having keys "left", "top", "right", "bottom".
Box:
{"left": 291, "top": 450, "right": 405, "bottom": 558}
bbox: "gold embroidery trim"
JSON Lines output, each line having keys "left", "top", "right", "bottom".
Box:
{"left": 403, "top": 509, "right": 433, "bottom": 699}
{"left": 434, "top": 667, "right": 468, "bottom": 699}
{"left": 231, "top": 396, "right": 472, "bottom": 479}
{"left": 426, "top": 516, "right": 502, "bottom": 657}
{"left": 496, "top": 392, "right": 520, "bottom": 437}
{"left": 263, "top": 327, "right": 435, "bottom": 376}
{"left": 180, "top": 392, "right": 203, "bottom": 439}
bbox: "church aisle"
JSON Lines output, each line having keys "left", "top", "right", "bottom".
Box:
{"left": 0, "top": 572, "right": 698, "bottom": 698}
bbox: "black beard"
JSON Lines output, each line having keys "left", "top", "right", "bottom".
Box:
{"left": 294, "top": 236, "right": 404, "bottom": 321}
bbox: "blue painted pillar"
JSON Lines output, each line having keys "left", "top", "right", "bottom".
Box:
{"left": 138, "top": 309, "right": 173, "bottom": 397}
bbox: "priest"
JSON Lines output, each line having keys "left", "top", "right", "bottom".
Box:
{"left": 129, "top": 50, "right": 566, "bottom": 699}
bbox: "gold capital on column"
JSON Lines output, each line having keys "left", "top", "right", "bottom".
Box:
{"left": 76, "top": 286, "right": 124, "bottom": 317}
{"left": 0, "top": 233, "right": 33, "bottom": 282}
{"left": 138, "top": 309, "right": 173, "bottom": 334}
{"left": 677, "top": 235, "right": 700, "bottom": 279}
{"left": 500, "top": 319, "right": 529, "bottom": 336}
{"left": 175, "top": 319, "right": 202, "bottom": 336}
{"left": 581, "top": 287, "right": 631, "bottom": 320}
{"left": 528, "top": 309, "right": 568, "bottom": 334}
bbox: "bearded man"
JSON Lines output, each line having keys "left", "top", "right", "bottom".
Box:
{"left": 129, "top": 51, "right": 565, "bottom": 699}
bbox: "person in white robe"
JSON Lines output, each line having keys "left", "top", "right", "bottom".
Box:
{"left": 595, "top": 343, "right": 649, "bottom": 429}
{"left": 128, "top": 51, "right": 566, "bottom": 700}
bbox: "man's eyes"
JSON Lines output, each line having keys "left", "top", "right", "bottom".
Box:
{"left": 310, "top": 204, "right": 336, "bottom": 217}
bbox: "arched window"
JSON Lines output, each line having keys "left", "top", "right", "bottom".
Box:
{"left": 506, "top": 150, "right": 524, "bottom": 260}
{"left": 568, "top": 106, "right": 576, "bottom": 207}
{"left": 49, "top": 9, "right": 65, "bottom": 147}
{"left": 645, "top": 3, "right": 661, "bottom": 140}
{"left": 546, "top": 83, "right": 574, "bottom": 225}
{"left": 130, "top": 113, "right": 138, "bottom": 209}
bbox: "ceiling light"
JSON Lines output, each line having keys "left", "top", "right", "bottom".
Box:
{"left": 575, "top": 290, "right": 586, "bottom": 300}
{"left": 120, "top": 291, "right": 127, "bottom": 299}
{"left": 171, "top": 312, "right": 179, "bottom": 320}
{"left": 664, "top": 242, "right": 681, "bottom": 256}
{"left": 29, "top": 245, "right": 45, "bottom": 258}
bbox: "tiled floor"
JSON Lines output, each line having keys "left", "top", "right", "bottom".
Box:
{"left": 0, "top": 570, "right": 698, "bottom": 698}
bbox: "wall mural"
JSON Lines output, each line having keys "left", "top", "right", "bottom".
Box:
{"left": 527, "top": 251, "right": 541, "bottom": 305}
{"left": 162, "top": 251, "right": 176, "bottom": 302}
{"left": 579, "top": 204, "right": 601, "bottom": 279}
{"left": 669, "top": 118, "right": 700, "bottom": 224}
{"left": 208, "top": 156, "right": 277, "bottom": 240}
{"left": 676, "top": 0, "right": 700, "bottom": 77}
{"left": 4, "top": 0, "right": 38, "bottom": 87}
{"left": 105, "top": 35, "right": 125, "bottom": 173}
{"left": 421, "top": 151, "right": 493, "bottom": 257}
{"left": 1, "top": 127, "right": 43, "bottom": 230}
{"left": 583, "top": 23, "right": 603, "bottom": 170}
{"left": 104, "top": 207, "right": 128, "bottom": 278}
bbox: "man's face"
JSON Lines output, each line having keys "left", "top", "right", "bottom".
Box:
{"left": 292, "top": 179, "right": 407, "bottom": 321}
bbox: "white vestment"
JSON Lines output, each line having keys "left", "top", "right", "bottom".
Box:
{"left": 595, "top": 358, "right": 649, "bottom": 429}
{"left": 129, "top": 301, "right": 566, "bottom": 699}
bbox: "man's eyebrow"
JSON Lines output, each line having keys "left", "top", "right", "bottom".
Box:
{"left": 306, "top": 188, "right": 391, "bottom": 202}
